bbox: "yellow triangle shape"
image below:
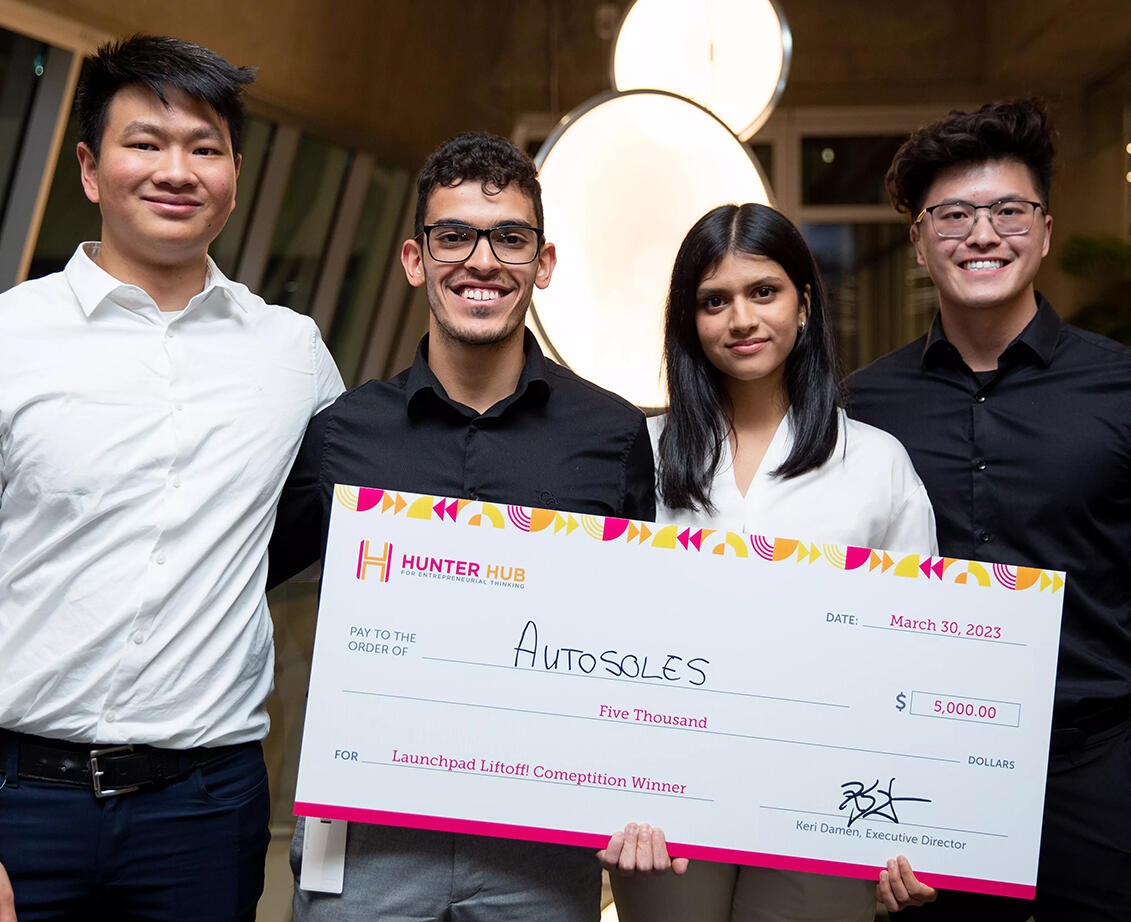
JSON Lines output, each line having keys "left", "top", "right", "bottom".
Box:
{"left": 808, "top": 543, "right": 821, "bottom": 563}
{"left": 1040, "top": 572, "right": 1051, "bottom": 591}
{"left": 796, "top": 544, "right": 808, "bottom": 562}
{"left": 553, "top": 513, "right": 566, "bottom": 533}
{"left": 1052, "top": 573, "right": 1064, "bottom": 593}
{"left": 566, "top": 515, "right": 579, "bottom": 535}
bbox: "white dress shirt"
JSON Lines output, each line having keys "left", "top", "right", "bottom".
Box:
{"left": 0, "top": 244, "right": 344, "bottom": 748}
{"left": 648, "top": 408, "right": 938, "bottom": 554}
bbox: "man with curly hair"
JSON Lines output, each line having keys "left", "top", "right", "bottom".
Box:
{"left": 847, "top": 100, "right": 1131, "bottom": 921}
{"left": 269, "top": 131, "right": 667, "bottom": 921}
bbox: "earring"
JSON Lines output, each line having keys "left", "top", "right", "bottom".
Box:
{"left": 798, "top": 321, "right": 806, "bottom": 334}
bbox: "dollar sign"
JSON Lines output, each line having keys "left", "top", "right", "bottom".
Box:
{"left": 895, "top": 692, "right": 907, "bottom": 712}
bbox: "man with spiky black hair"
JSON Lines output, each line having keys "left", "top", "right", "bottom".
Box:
{"left": 0, "top": 35, "right": 343, "bottom": 920}
{"left": 848, "top": 100, "right": 1131, "bottom": 921}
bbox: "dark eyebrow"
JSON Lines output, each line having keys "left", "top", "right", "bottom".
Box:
{"left": 430, "top": 219, "right": 537, "bottom": 229}
{"left": 119, "top": 120, "right": 227, "bottom": 143}
{"left": 696, "top": 275, "right": 785, "bottom": 297}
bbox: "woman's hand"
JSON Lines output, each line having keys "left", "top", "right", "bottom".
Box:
{"left": 597, "top": 823, "right": 690, "bottom": 876}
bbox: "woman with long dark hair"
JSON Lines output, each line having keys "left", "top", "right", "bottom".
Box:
{"left": 611, "top": 203, "right": 938, "bottom": 921}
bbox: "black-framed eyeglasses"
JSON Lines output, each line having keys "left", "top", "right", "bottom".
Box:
{"left": 916, "top": 199, "right": 1044, "bottom": 238}
{"left": 420, "top": 223, "right": 544, "bottom": 265}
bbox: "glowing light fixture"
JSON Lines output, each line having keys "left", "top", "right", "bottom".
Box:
{"left": 533, "top": 92, "right": 769, "bottom": 409}
{"left": 612, "top": 0, "right": 791, "bottom": 140}
{"left": 528, "top": 0, "right": 786, "bottom": 408}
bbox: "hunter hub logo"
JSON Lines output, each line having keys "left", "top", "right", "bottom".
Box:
{"left": 356, "top": 540, "right": 393, "bottom": 582}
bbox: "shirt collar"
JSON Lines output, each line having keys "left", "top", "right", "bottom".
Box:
{"left": 405, "top": 328, "right": 552, "bottom": 417}
{"left": 921, "top": 291, "right": 1061, "bottom": 370}
{"left": 64, "top": 242, "right": 245, "bottom": 318}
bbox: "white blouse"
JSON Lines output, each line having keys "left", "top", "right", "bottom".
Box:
{"left": 648, "top": 408, "right": 938, "bottom": 555}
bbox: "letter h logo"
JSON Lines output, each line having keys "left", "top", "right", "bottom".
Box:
{"left": 356, "top": 540, "right": 393, "bottom": 582}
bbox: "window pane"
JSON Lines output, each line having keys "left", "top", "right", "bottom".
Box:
{"left": 0, "top": 30, "right": 47, "bottom": 220}
{"left": 801, "top": 136, "right": 904, "bottom": 206}
{"left": 748, "top": 141, "right": 773, "bottom": 188}
{"left": 27, "top": 106, "right": 99, "bottom": 281}
{"left": 328, "top": 163, "right": 409, "bottom": 385}
{"left": 258, "top": 136, "right": 351, "bottom": 313}
{"left": 802, "top": 221, "right": 935, "bottom": 372}
{"left": 209, "top": 116, "right": 274, "bottom": 276}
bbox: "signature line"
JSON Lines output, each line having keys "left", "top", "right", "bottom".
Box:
{"left": 758, "top": 805, "right": 1007, "bottom": 838}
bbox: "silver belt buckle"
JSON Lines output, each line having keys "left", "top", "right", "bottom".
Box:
{"left": 89, "top": 745, "right": 139, "bottom": 798}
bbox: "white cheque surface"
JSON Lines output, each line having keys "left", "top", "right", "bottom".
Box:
{"left": 295, "top": 486, "right": 1065, "bottom": 899}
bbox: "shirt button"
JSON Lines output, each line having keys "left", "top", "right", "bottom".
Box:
{"left": 105, "top": 711, "right": 117, "bottom": 723}
{"left": 171, "top": 475, "right": 182, "bottom": 488}
{"left": 974, "top": 459, "right": 987, "bottom": 471}
{"left": 132, "top": 631, "right": 144, "bottom": 645}
{"left": 174, "top": 403, "right": 184, "bottom": 412}
{"left": 974, "top": 394, "right": 986, "bottom": 403}
{"left": 978, "top": 531, "right": 992, "bottom": 543}
{"left": 155, "top": 551, "right": 167, "bottom": 565}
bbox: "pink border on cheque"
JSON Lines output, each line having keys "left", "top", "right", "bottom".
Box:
{"left": 294, "top": 802, "right": 1035, "bottom": 900}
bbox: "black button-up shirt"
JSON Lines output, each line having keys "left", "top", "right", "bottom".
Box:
{"left": 845, "top": 294, "right": 1131, "bottom": 717}
{"left": 268, "top": 331, "right": 655, "bottom": 586}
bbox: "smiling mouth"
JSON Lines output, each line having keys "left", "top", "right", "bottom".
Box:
{"left": 144, "top": 197, "right": 201, "bottom": 213}
{"left": 960, "top": 259, "right": 1008, "bottom": 271}
{"left": 455, "top": 286, "right": 506, "bottom": 302}
{"left": 728, "top": 339, "right": 768, "bottom": 354}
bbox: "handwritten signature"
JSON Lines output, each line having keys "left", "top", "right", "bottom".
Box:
{"left": 839, "top": 778, "right": 931, "bottom": 827}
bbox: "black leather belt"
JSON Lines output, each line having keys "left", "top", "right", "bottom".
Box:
{"left": 0, "top": 730, "right": 247, "bottom": 798}
{"left": 1049, "top": 697, "right": 1131, "bottom": 752}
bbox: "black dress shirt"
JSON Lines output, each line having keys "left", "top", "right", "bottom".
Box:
{"left": 268, "top": 331, "right": 655, "bottom": 586}
{"left": 845, "top": 294, "right": 1131, "bottom": 718}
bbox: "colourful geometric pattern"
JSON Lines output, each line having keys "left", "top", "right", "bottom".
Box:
{"left": 334, "top": 486, "right": 1065, "bottom": 594}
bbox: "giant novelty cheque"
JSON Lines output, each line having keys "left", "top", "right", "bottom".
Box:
{"left": 295, "top": 486, "right": 1064, "bottom": 898}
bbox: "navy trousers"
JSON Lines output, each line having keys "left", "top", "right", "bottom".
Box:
{"left": 0, "top": 740, "right": 270, "bottom": 922}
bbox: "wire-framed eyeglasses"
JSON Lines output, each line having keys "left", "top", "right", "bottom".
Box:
{"left": 916, "top": 199, "right": 1044, "bottom": 238}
